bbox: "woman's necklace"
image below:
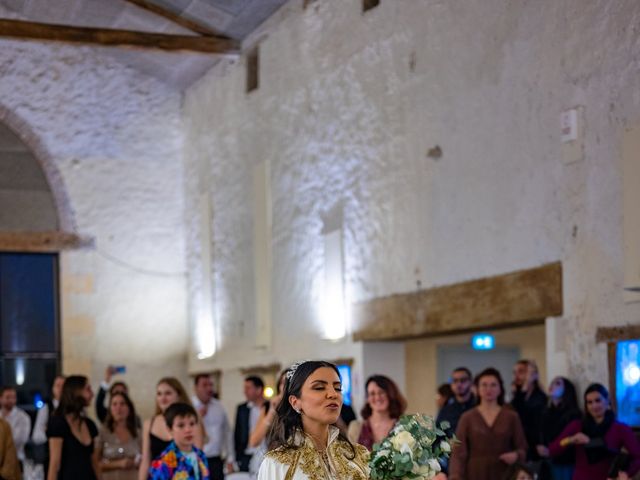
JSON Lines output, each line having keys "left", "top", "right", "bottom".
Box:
{"left": 318, "top": 448, "right": 332, "bottom": 477}
{"left": 305, "top": 431, "right": 333, "bottom": 476}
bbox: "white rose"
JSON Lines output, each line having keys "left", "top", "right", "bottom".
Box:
{"left": 390, "top": 430, "right": 416, "bottom": 454}
{"left": 440, "top": 440, "right": 451, "bottom": 453}
{"left": 377, "top": 449, "right": 390, "bottom": 458}
{"left": 413, "top": 463, "right": 430, "bottom": 475}
{"left": 428, "top": 459, "right": 441, "bottom": 472}
{"left": 417, "top": 416, "right": 434, "bottom": 429}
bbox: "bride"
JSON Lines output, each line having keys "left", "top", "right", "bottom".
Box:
{"left": 257, "top": 360, "right": 369, "bottom": 480}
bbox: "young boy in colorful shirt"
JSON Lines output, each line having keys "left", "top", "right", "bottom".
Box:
{"left": 148, "top": 402, "right": 210, "bottom": 480}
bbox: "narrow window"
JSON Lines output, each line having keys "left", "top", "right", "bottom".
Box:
{"left": 246, "top": 46, "right": 259, "bottom": 93}
{"left": 363, "top": 0, "right": 380, "bottom": 12}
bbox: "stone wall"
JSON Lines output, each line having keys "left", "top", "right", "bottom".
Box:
{"left": 183, "top": 0, "right": 640, "bottom": 414}
{"left": 0, "top": 37, "right": 188, "bottom": 417}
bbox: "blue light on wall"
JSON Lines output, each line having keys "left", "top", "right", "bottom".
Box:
{"left": 337, "top": 364, "right": 352, "bottom": 406}
{"left": 472, "top": 333, "right": 495, "bottom": 350}
{"left": 616, "top": 339, "right": 640, "bottom": 427}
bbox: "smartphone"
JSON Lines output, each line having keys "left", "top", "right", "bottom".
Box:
{"left": 608, "top": 453, "right": 630, "bottom": 478}
{"left": 113, "top": 365, "right": 126, "bottom": 374}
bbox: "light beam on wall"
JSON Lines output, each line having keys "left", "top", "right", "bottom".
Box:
{"left": 196, "top": 308, "right": 216, "bottom": 359}
{"left": 15, "top": 358, "right": 25, "bottom": 386}
{"left": 196, "top": 193, "right": 217, "bottom": 359}
{"left": 322, "top": 229, "right": 347, "bottom": 340}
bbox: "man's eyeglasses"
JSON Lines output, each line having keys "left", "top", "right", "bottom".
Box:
{"left": 451, "top": 377, "right": 471, "bottom": 384}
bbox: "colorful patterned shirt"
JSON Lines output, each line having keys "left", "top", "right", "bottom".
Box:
{"left": 148, "top": 441, "right": 210, "bottom": 480}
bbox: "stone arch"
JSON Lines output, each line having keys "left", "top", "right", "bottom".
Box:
{"left": 0, "top": 103, "right": 77, "bottom": 232}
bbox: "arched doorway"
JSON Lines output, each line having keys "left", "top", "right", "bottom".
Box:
{"left": 0, "top": 119, "right": 64, "bottom": 423}
{"left": 0, "top": 122, "right": 59, "bottom": 231}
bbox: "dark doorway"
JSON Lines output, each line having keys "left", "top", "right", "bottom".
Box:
{"left": 0, "top": 252, "right": 60, "bottom": 416}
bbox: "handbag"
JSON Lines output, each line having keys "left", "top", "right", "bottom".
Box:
{"left": 24, "top": 440, "right": 48, "bottom": 465}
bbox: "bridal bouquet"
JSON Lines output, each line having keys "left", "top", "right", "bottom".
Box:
{"left": 369, "top": 414, "right": 455, "bottom": 480}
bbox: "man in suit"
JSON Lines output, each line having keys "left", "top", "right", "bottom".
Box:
{"left": 234, "top": 376, "right": 265, "bottom": 472}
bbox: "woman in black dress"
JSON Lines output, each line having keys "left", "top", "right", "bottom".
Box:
{"left": 47, "top": 375, "right": 99, "bottom": 480}
{"left": 535, "top": 376, "right": 581, "bottom": 480}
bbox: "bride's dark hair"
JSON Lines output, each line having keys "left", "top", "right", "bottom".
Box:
{"left": 267, "top": 360, "right": 355, "bottom": 458}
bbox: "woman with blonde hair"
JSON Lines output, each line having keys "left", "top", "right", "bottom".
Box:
{"left": 137, "top": 377, "right": 203, "bottom": 480}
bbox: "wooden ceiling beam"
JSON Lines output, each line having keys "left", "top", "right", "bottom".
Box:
{"left": 0, "top": 231, "right": 94, "bottom": 253}
{"left": 122, "top": 0, "right": 228, "bottom": 38}
{"left": 352, "top": 262, "right": 563, "bottom": 341}
{"left": 0, "top": 19, "right": 240, "bottom": 54}
{"left": 595, "top": 325, "right": 640, "bottom": 343}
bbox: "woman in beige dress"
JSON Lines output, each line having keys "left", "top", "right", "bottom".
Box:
{"left": 96, "top": 392, "right": 141, "bottom": 480}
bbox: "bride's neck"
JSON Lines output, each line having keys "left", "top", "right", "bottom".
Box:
{"left": 302, "top": 419, "right": 329, "bottom": 451}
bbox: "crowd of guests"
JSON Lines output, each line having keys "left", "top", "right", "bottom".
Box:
{"left": 434, "top": 360, "right": 640, "bottom": 480}
{"left": 0, "top": 358, "right": 638, "bottom": 480}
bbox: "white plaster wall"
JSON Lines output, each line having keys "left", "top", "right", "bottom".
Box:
{"left": 183, "top": 0, "right": 640, "bottom": 412}
{"left": 0, "top": 37, "right": 188, "bottom": 417}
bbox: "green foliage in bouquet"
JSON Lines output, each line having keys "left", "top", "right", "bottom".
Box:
{"left": 369, "top": 414, "right": 455, "bottom": 480}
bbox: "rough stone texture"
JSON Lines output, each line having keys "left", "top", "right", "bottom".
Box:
{"left": 0, "top": 35, "right": 188, "bottom": 417}
{"left": 0, "top": 123, "right": 58, "bottom": 230}
{"left": 183, "top": 0, "right": 640, "bottom": 411}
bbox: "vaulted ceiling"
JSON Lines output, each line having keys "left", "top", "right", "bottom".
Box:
{"left": 0, "top": 0, "right": 289, "bottom": 89}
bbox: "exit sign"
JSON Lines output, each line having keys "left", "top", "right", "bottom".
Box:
{"left": 472, "top": 333, "right": 495, "bottom": 350}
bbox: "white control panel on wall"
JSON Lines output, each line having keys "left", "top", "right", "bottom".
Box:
{"left": 561, "top": 106, "right": 584, "bottom": 164}
{"left": 561, "top": 108, "right": 579, "bottom": 143}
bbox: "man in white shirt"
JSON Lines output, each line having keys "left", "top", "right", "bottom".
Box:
{"left": 31, "top": 375, "right": 65, "bottom": 446}
{"left": 0, "top": 386, "right": 31, "bottom": 465}
{"left": 191, "top": 374, "right": 234, "bottom": 480}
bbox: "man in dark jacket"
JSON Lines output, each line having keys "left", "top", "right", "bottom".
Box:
{"left": 234, "top": 376, "right": 265, "bottom": 472}
{"left": 436, "top": 367, "right": 475, "bottom": 437}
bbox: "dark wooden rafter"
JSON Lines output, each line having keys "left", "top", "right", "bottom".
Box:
{"left": 0, "top": 19, "right": 240, "bottom": 54}
{"left": 0, "top": 231, "right": 94, "bottom": 253}
{"left": 595, "top": 325, "right": 640, "bottom": 343}
{"left": 240, "top": 363, "right": 282, "bottom": 376}
{"left": 122, "top": 0, "right": 228, "bottom": 38}
{"left": 596, "top": 326, "right": 640, "bottom": 411}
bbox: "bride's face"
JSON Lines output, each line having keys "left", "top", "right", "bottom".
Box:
{"left": 290, "top": 367, "right": 343, "bottom": 426}
{"left": 366, "top": 381, "right": 390, "bottom": 414}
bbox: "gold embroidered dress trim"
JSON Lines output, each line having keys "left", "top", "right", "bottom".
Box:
{"left": 265, "top": 427, "right": 369, "bottom": 480}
